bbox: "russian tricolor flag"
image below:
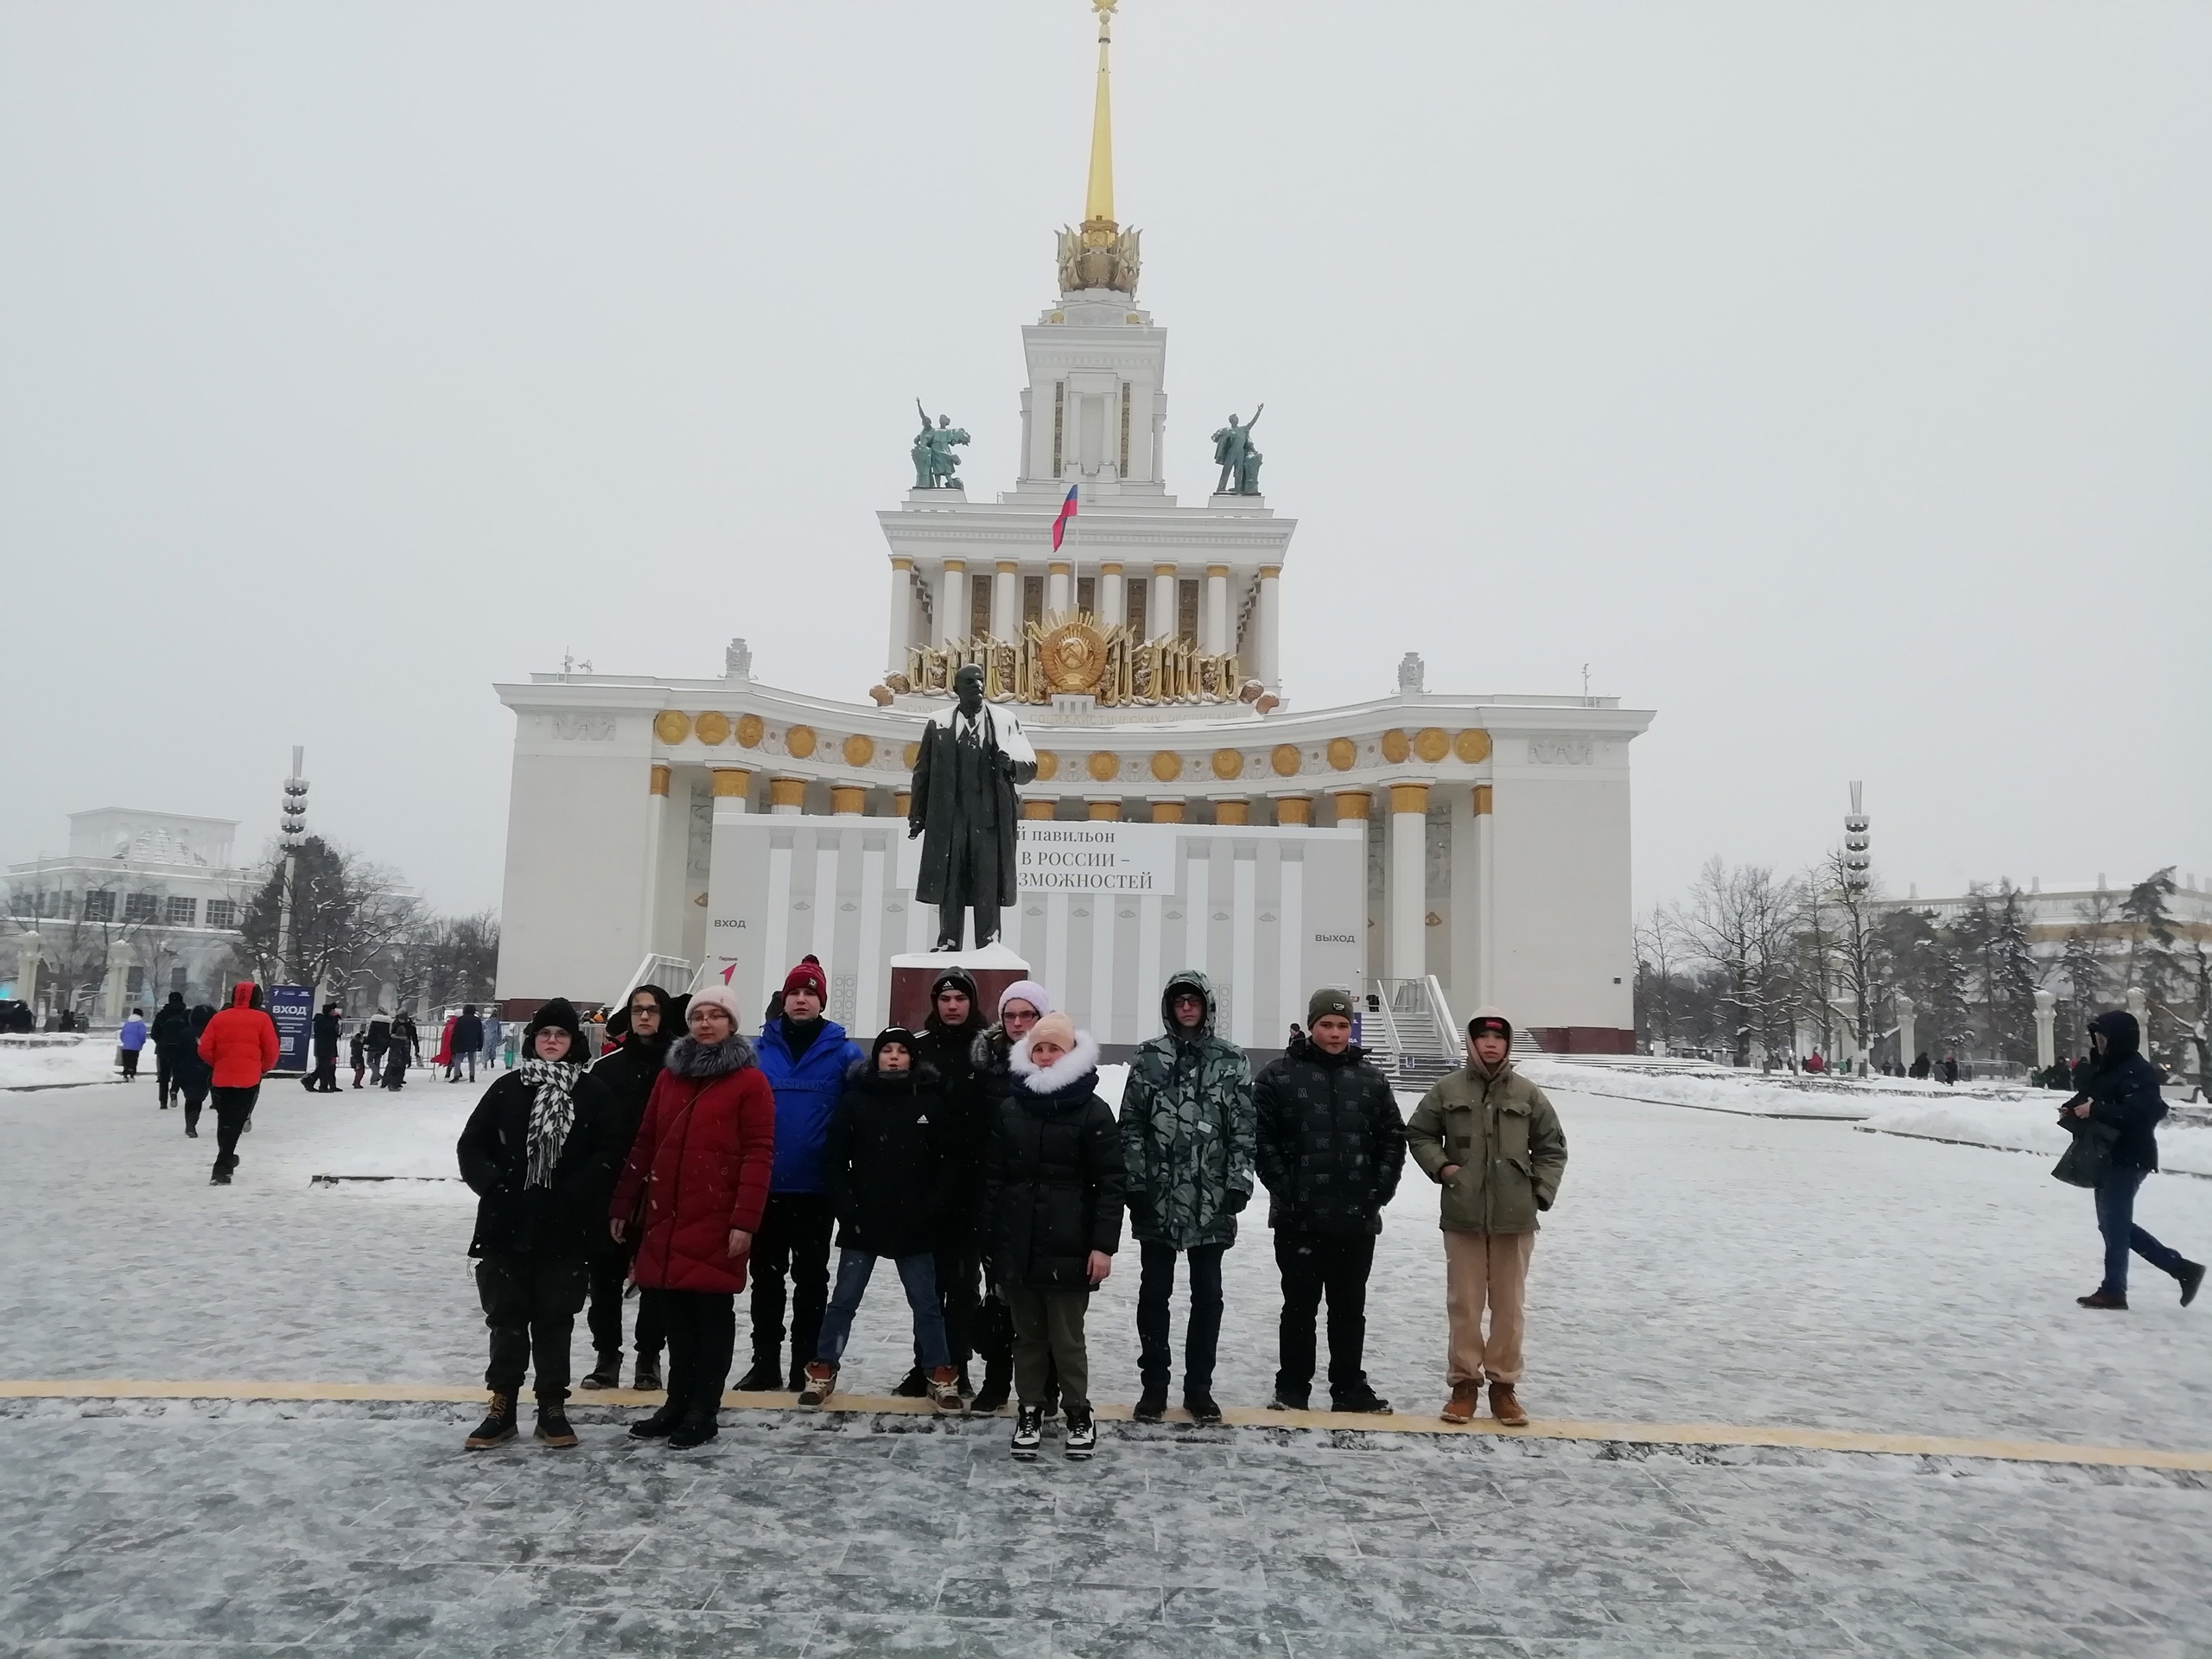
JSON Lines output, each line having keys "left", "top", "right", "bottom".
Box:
{"left": 1051, "top": 485, "right": 1078, "bottom": 551}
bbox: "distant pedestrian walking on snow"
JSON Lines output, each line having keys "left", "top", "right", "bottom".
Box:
{"left": 364, "top": 1011, "right": 391, "bottom": 1080}
{"left": 2066, "top": 1011, "right": 2204, "bottom": 1312}
{"left": 349, "top": 1026, "right": 367, "bottom": 1089}
{"left": 198, "top": 982, "right": 279, "bottom": 1185}
{"left": 1252, "top": 988, "right": 1405, "bottom": 1414}
{"left": 383, "top": 1014, "right": 417, "bottom": 1090}
{"left": 448, "top": 1005, "right": 485, "bottom": 1083}
{"left": 176, "top": 1005, "right": 216, "bottom": 1136}
{"left": 118, "top": 1009, "right": 149, "bottom": 1080}
{"left": 150, "top": 992, "right": 191, "bottom": 1107}
{"left": 482, "top": 1014, "right": 505, "bottom": 1072}
{"left": 456, "top": 998, "right": 618, "bottom": 1452}
{"left": 1407, "top": 1007, "right": 1567, "bottom": 1429}
{"left": 306, "top": 1002, "right": 341, "bottom": 1092}
{"left": 1120, "top": 969, "right": 1254, "bottom": 1427}
{"left": 609, "top": 986, "right": 777, "bottom": 1450}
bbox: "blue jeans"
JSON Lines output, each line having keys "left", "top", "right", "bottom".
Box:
{"left": 2095, "top": 1166, "right": 2184, "bottom": 1296}
{"left": 814, "top": 1249, "right": 950, "bottom": 1370}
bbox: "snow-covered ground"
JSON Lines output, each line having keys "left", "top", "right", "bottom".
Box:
{"left": 0, "top": 1034, "right": 116, "bottom": 1090}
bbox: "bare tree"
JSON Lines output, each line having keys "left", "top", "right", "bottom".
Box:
{"left": 234, "top": 836, "right": 419, "bottom": 1000}
{"left": 1665, "top": 858, "right": 1804, "bottom": 1066}
{"left": 3, "top": 865, "right": 162, "bottom": 1017}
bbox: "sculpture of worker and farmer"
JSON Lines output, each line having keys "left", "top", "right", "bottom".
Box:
{"left": 907, "top": 664, "right": 1039, "bottom": 950}
{"left": 912, "top": 401, "right": 970, "bottom": 490}
{"left": 1211, "top": 405, "right": 1264, "bottom": 496}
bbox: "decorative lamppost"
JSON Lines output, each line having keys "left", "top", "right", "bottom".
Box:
{"left": 1841, "top": 782, "right": 1872, "bottom": 1069}
{"left": 277, "top": 747, "right": 308, "bottom": 983}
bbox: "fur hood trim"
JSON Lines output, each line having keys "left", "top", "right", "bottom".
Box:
{"left": 1009, "top": 1028, "right": 1103, "bottom": 1096}
{"left": 664, "top": 1031, "right": 757, "bottom": 1079}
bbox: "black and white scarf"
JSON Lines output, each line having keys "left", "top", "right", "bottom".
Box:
{"left": 518, "top": 1058, "right": 582, "bottom": 1188}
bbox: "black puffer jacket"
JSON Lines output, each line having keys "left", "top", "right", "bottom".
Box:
{"left": 590, "top": 1033, "right": 672, "bottom": 1185}
{"left": 823, "top": 1059, "right": 957, "bottom": 1258}
{"left": 456, "top": 1068, "right": 619, "bottom": 1257}
{"left": 980, "top": 1032, "right": 1125, "bottom": 1289}
{"left": 2082, "top": 1011, "right": 2168, "bottom": 1173}
{"left": 916, "top": 1014, "right": 988, "bottom": 1249}
{"left": 1253, "top": 1033, "right": 1407, "bottom": 1235}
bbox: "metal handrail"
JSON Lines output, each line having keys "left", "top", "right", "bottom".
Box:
{"left": 1424, "top": 975, "right": 1462, "bottom": 1067}
{"left": 618, "top": 953, "right": 694, "bottom": 1007}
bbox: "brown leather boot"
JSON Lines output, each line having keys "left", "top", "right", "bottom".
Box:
{"left": 1441, "top": 1381, "right": 1480, "bottom": 1425}
{"left": 1488, "top": 1382, "right": 1529, "bottom": 1427}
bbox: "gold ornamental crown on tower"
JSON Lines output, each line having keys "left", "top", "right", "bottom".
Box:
{"left": 1056, "top": 0, "right": 1141, "bottom": 296}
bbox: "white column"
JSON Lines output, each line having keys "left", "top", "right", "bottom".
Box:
{"left": 760, "top": 841, "right": 794, "bottom": 1025}
{"left": 1474, "top": 785, "right": 1495, "bottom": 1006}
{"left": 1204, "top": 565, "right": 1230, "bottom": 654}
{"left": 1047, "top": 561, "right": 1071, "bottom": 615}
{"left": 103, "top": 940, "right": 133, "bottom": 1021}
{"left": 810, "top": 840, "right": 840, "bottom": 963}
{"left": 2033, "top": 988, "right": 2056, "bottom": 1071}
{"left": 1098, "top": 563, "right": 1125, "bottom": 628}
{"left": 704, "top": 769, "right": 754, "bottom": 993}
{"left": 935, "top": 560, "right": 967, "bottom": 645}
{"left": 857, "top": 837, "right": 887, "bottom": 1031}
{"left": 992, "top": 562, "right": 1019, "bottom": 639}
{"left": 1255, "top": 565, "right": 1281, "bottom": 690}
{"left": 1138, "top": 892, "right": 1164, "bottom": 1021}
{"left": 1184, "top": 850, "right": 1211, "bottom": 979}
{"left": 1387, "top": 783, "right": 1428, "bottom": 982}
{"left": 1230, "top": 851, "right": 1257, "bottom": 1047}
{"left": 2126, "top": 986, "right": 2149, "bottom": 1040}
{"left": 1276, "top": 853, "right": 1304, "bottom": 1037}
{"left": 1152, "top": 564, "right": 1177, "bottom": 642}
{"left": 638, "top": 763, "right": 671, "bottom": 962}
{"left": 1894, "top": 995, "right": 1916, "bottom": 1070}
{"left": 887, "top": 558, "right": 912, "bottom": 672}
{"left": 1090, "top": 889, "right": 1117, "bottom": 1047}
{"left": 1046, "top": 892, "right": 1071, "bottom": 1004}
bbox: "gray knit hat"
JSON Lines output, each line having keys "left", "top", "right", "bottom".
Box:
{"left": 1307, "top": 987, "right": 1356, "bottom": 1026}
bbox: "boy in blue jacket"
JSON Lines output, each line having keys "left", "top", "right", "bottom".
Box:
{"left": 736, "top": 957, "right": 864, "bottom": 1390}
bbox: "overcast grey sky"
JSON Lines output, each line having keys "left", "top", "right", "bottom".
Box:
{"left": 3, "top": 2, "right": 2207, "bottom": 914}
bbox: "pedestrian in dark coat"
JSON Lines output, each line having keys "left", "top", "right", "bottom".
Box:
{"left": 963, "top": 977, "right": 1051, "bottom": 1413}
{"left": 175, "top": 1005, "right": 216, "bottom": 1137}
{"left": 802, "top": 1029, "right": 963, "bottom": 1411}
{"left": 198, "top": 982, "right": 279, "bottom": 1185}
{"left": 1120, "top": 969, "right": 1255, "bottom": 1424}
{"left": 308, "top": 1003, "right": 342, "bottom": 1092}
{"left": 150, "top": 991, "right": 192, "bottom": 1108}
{"left": 608, "top": 986, "right": 776, "bottom": 1448}
{"left": 365, "top": 1012, "right": 391, "bottom": 1077}
{"left": 580, "top": 984, "right": 676, "bottom": 1392}
{"left": 889, "top": 966, "right": 990, "bottom": 1400}
{"left": 2069, "top": 1010, "right": 2204, "bottom": 1310}
{"left": 448, "top": 1005, "right": 486, "bottom": 1083}
{"left": 981, "top": 1012, "right": 1123, "bottom": 1460}
{"left": 348, "top": 1027, "right": 366, "bottom": 1089}
{"left": 455, "top": 997, "right": 618, "bottom": 1451}
{"left": 738, "top": 958, "right": 864, "bottom": 1391}
{"left": 1253, "top": 988, "right": 1406, "bottom": 1412}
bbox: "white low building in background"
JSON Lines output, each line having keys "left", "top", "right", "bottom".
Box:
{"left": 491, "top": 9, "right": 1655, "bottom": 1061}
{"left": 3, "top": 809, "right": 250, "bottom": 1020}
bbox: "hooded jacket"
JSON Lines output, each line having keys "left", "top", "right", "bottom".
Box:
{"left": 456, "top": 1064, "right": 619, "bottom": 1257}
{"left": 611, "top": 1032, "right": 778, "bottom": 1294}
{"left": 980, "top": 1030, "right": 1126, "bottom": 1289}
{"left": 1121, "top": 969, "right": 1255, "bottom": 1249}
{"left": 150, "top": 994, "right": 192, "bottom": 1053}
{"left": 1405, "top": 1007, "right": 1568, "bottom": 1235}
{"left": 589, "top": 987, "right": 677, "bottom": 1183}
{"left": 754, "top": 1014, "right": 865, "bottom": 1193}
{"left": 1253, "top": 1029, "right": 1406, "bottom": 1236}
{"left": 311, "top": 1009, "right": 341, "bottom": 1057}
{"left": 175, "top": 1006, "right": 216, "bottom": 1097}
{"left": 2080, "top": 1010, "right": 2167, "bottom": 1172}
{"left": 823, "top": 1051, "right": 957, "bottom": 1258}
{"left": 197, "top": 982, "right": 280, "bottom": 1090}
{"left": 118, "top": 1015, "right": 149, "bottom": 1052}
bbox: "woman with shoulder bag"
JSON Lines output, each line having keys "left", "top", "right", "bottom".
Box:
{"left": 2065, "top": 1011, "right": 2203, "bottom": 1311}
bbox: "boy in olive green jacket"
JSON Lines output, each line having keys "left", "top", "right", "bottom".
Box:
{"left": 1405, "top": 1007, "right": 1567, "bottom": 1427}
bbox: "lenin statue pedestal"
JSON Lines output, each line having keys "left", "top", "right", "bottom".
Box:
{"left": 887, "top": 942, "right": 1033, "bottom": 1033}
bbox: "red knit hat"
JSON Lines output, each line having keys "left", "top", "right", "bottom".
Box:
{"left": 783, "top": 957, "right": 827, "bottom": 1001}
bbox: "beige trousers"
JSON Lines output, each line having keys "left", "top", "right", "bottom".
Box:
{"left": 1443, "top": 1230, "right": 1536, "bottom": 1385}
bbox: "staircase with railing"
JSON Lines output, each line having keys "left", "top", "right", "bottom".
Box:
{"left": 1361, "top": 976, "right": 1465, "bottom": 1089}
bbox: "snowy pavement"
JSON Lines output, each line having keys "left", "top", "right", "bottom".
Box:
{"left": 0, "top": 1035, "right": 118, "bottom": 1090}
{"left": 6, "top": 1069, "right": 2212, "bottom": 1653}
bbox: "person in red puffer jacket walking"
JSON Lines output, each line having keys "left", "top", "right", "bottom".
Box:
{"left": 197, "top": 982, "right": 279, "bottom": 1186}
{"left": 609, "top": 985, "right": 775, "bottom": 1448}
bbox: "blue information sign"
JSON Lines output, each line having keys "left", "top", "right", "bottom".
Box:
{"left": 270, "top": 984, "right": 315, "bottom": 1073}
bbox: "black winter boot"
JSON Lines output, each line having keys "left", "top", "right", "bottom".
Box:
{"left": 465, "top": 1392, "right": 518, "bottom": 1448}
{"left": 629, "top": 1400, "right": 684, "bottom": 1440}
{"left": 2179, "top": 1261, "right": 2205, "bottom": 1308}
{"left": 1133, "top": 1388, "right": 1167, "bottom": 1423}
{"left": 668, "top": 1410, "right": 720, "bottom": 1449}
{"left": 534, "top": 1405, "right": 579, "bottom": 1447}
{"left": 580, "top": 1356, "right": 622, "bottom": 1391}
{"left": 632, "top": 1354, "right": 664, "bottom": 1392}
{"left": 734, "top": 1357, "right": 782, "bottom": 1392}
{"left": 1184, "top": 1392, "right": 1223, "bottom": 1427}
{"left": 971, "top": 1358, "right": 1012, "bottom": 1415}
{"left": 892, "top": 1367, "right": 931, "bottom": 1399}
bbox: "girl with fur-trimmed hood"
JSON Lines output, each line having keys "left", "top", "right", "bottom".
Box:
{"left": 980, "top": 1012, "right": 1124, "bottom": 1461}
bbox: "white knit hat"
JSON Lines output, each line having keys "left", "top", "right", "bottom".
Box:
{"left": 688, "top": 984, "right": 744, "bottom": 1024}
{"left": 998, "top": 979, "right": 1052, "bottom": 1019}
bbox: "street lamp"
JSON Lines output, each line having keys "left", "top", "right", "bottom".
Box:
{"left": 1842, "top": 780, "right": 1870, "bottom": 894}
{"left": 277, "top": 746, "right": 308, "bottom": 982}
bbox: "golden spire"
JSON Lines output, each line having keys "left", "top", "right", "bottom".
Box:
{"left": 1054, "top": 0, "right": 1141, "bottom": 296}
{"left": 1084, "top": 0, "right": 1116, "bottom": 226}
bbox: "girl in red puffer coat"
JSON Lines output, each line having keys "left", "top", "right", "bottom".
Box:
{"left": 608, "top": 986, "right": 774, "bottom": 1447}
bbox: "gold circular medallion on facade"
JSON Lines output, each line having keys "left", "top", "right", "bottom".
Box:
{"left": 652, "top": 710, "right": 690, "bottom": 746}
{"left": 1326, "top": 736, "right": 1357, "bottom": 772}
{"left": 1270, "top": 744, "right": 1301, "bottom": 777}
{"left": 1040, "top": 617, "right": 1110, "bottom": 695}
{"left": 694, "top": 711, "right": 730, "bottom": 747}
{"left": 902, "top": 741, "right": 920, "bottom": 768}
{"left": 736, "top": 713, "right": 766, "bottom": 749}
{"left": 1380, "top": 728, "right": 1410, "bottom": 764}
{"left": 785, "top": 725, "right": 817, "bottom": 760}
{"left": 842, "top": 734, "right": 875, "bottom": 768}
{"left": 1414, "top": 727, "right": 1450, "bottom": 763}
{"left": 1150, "top": 751, "right": 1183, "bottom": 783}
{"left": 1211, "top": 749, "right": 1244, "bottom": 781}
{"left": 1456, "top": 729, "right": 1492, "bottom": 763}
{"left": 1086, "top": 751, "right": 1118, "bottom": 783}
{"left": 1034, "top": 750, "right": 1060, "bottom": 781}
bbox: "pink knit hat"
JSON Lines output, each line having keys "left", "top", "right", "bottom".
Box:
{"left": 1025, "top": 1011, "right": 1077, "bottom": 1052}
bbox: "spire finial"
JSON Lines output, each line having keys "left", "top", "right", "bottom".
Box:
{"left": 1085, "top": 0, "right": 1117, "bottom": 226}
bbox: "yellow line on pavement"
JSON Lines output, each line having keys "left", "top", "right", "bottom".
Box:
{"left": 3, "top": 1380, "right": 2208, "bottom": 1473}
